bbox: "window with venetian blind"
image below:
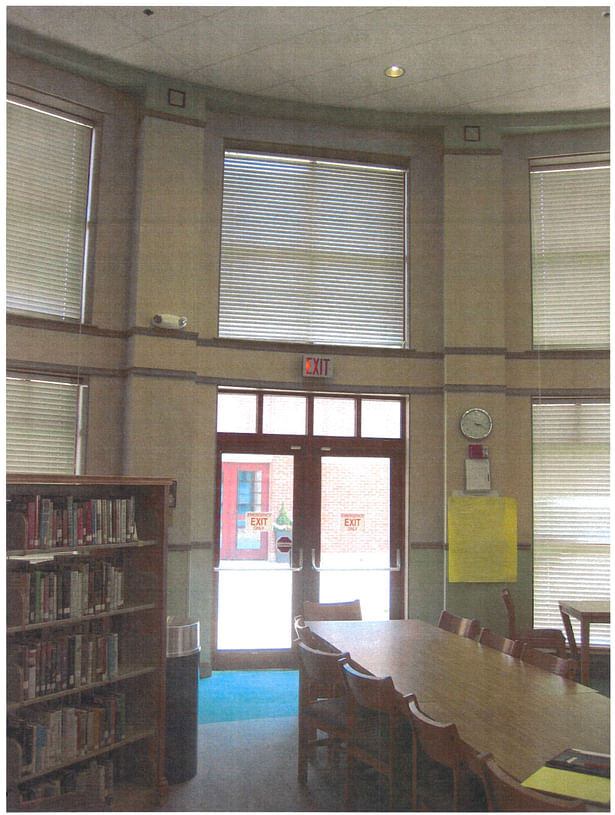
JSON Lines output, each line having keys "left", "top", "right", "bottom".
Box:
{"left": 529, "top": 154, "right": 610, "bottom": 350}
{"left": 532, "top": 401, "right": 610, "bottom": 646}
{"left": 6, "top": 374, "right": 87, "bottom": 474}
{"left": 6, "top": 98, "right": 94, "bottom": 322}
{"left": 218, "top": 150, "right": 407, "bottom": 348}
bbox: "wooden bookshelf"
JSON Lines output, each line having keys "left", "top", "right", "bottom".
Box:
{"left": 6, "top": 475, "right": 172, "bottom": 812}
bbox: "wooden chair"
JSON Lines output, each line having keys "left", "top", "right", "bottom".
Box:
{"left": 438, "top": 609, "right": 480, "bottom": 639}
{"left": 303, "top": 598, "right": 362, "bottom": 621}
{"left": 502, "top": 588, "right": 567, "bottom": 657}
{"left": 340, "top": 660, "right": 412, "bottom": 810}
{"left": 559, "top": 605, "right": 580, "bottom": 660}
{"left": 472, "top": 751, "right": 586, "bottom": 811}
{"left": 520, "top": 644, "right": 578, "bottom": 680}
{"left": 295, "top": 640, "right": 350, "bottom": 784}
{"left": 406, "top": 695, "right": 484, "bottom": 811}
{"left": 294, "top": 615, "right": 340, "bottom": 653}
{"left": 478, "top": 627, "right": 522, "bottom": 658}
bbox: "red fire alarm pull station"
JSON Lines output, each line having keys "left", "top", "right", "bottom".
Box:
{"left": 303, "top": 355, "right": 333, "bottom": 378}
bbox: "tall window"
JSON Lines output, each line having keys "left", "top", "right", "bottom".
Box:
{"left": 532, "top": 401, "right": 610, "bottom": 645}
{"left": 6, "top": 98, "right": 94, "bottom": 322}
{"left": 529, "top": 154, "right": 610, "bottom": 349}
{"left": 6, "top": 374, "right": 87, "bottom": 474}
{"left": 219, "top": 150, "right": 407, "bottom": 348}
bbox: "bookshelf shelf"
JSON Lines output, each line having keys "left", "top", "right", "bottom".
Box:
{"left": 6, "top": 474, "right": 172, "bottom": 812}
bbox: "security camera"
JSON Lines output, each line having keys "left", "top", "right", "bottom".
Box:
{"left": 151, "top": 314, "right": 188, "bottom": 329}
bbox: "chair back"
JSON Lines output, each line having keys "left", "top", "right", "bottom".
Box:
{"left": 340, "top": 660, "right": 404, "bottom": 714}
{"left": 473, "top": 752, "right": 585, "bottom": 811}
{"left": 295, "top": 640, "right": 349, "bottom": 700}
{"left": 559, "top": 607, "right": 580, "bottom": 660}
{"left": 502, "top": 588, "right": 517, "bottom": 639}
{"left": 438, "top": 609, "right": 480, "bottom": 639}
{"left": 303, "top": 599, "right": 362, "bottom": 621}
{"left": 520, "top": 644, "right": 578, "bottom": 680}
{"left": 478, "top": 627, "right": 522, "bottom": 658}
{"left": 406, "top": 695, "right": 463, "bottom": 771}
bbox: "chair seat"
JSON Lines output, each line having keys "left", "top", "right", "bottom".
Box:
{"left": 417, "top": 755, "right": 486, "bottom": 812}
{"left": 303, "top": 697, "right": 347, "bottom": 730}
{"left": 352, "top": 709, "right": 412, "bottom": 764}
{"left": 518, "top": 627, "right": 564, "bottom": 640}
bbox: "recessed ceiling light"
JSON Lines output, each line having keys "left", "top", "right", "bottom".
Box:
{"left": 384, "top": 65, "right": 405, "bottom": 78}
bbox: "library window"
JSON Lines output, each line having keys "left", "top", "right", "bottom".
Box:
{"left": 7, "top": 98, "right": 95, "bottom": 322}
{"left": 532, "top": 400, "right": 610, "bottom": 646}
{"left": 529, "top": 153, "right": 610, "bottom": 349}
{"left": 218, "top": 149, "right": 407, "bottom": 348}
{"left": 6, "top": 374, "right": 87, "bottom": 474}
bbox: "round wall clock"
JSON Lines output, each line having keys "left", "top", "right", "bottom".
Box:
{"left": 460, "top": 408, "right": 493, "bottom": 440}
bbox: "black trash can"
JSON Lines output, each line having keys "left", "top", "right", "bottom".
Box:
{"left": 165, "top": 617, "right": 200, "bottom": 784}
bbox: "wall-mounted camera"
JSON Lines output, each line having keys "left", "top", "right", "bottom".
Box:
{"left": 151, "top": 313, "right": 188, "bottom": 330}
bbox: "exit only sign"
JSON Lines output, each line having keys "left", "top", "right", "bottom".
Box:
{"left": 303, "top": 355, "right": 334, "bottom": 378}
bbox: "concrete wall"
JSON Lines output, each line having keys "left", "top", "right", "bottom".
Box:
{"left": 6, "top": 52, "right": 609, "bottom": 671}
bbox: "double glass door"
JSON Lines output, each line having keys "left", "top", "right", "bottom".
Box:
{"left": 214, "top": 392, "right": 405, "bottom": 668}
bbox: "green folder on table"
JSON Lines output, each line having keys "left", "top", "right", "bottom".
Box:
{"left": 522, "top": 765, "right": 610, "bottom": 806}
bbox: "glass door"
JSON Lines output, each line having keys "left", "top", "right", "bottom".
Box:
{"left": 314, "top": 455, "right": 400, "bottom": 620}
{"left": 216, "top": 452, "right": 300, "bottom": 666}
{"left": 213, "top": 390, "right": 405, "bottom": 668}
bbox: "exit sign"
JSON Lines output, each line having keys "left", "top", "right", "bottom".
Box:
{"left": 303, "top": 355, "right": 333, "bottom": 378}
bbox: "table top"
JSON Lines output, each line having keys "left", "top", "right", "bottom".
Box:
{"left": 559, "top": 600, "right": 611, "bottom": 621}
{"left": 309, "top": 619, "right": 610, "bottom": 783}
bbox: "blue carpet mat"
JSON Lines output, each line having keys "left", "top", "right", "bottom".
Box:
{"left": 198, "top": 670, "right": 299, "bottom": 724}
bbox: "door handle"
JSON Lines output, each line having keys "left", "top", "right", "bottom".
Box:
{"left": 311, "top": 548, "right": 401, "bottom": 572}
{"left": 214, "top": 549, "right": 303, "bottom": 572}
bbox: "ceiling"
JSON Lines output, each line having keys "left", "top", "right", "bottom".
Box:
{"left": 6, "top": 5, "right": 610, "bottom": 117}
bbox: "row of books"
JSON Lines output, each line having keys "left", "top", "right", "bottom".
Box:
{"left": 14, "top": 756, "right": 114, "bottom": 806}
{"left": 8, "top": 632, "right": 119, "bottom": 702}
{"left": 8, "top": 495, "right": 138, "bottom": 550}
{"left": 8, "top": 561, "right": 125, "bottom": 627}
{"left": 9, "top": 690, "right": 125, "bottom": 778}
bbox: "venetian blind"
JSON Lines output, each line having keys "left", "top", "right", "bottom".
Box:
{"left": 7, "top": 99, "right": 93, "bottom": 321}
{"left": 530, "top": 155, "right": 610, "bottom": 349}
{"left": 532, "top": 401, "right": 610, "bottom": 646}
{"left": 6, "top": 375, "right": 86, "bottom": 474}
{"left": 219, "top": 151, "right": 407, "bottom": 347}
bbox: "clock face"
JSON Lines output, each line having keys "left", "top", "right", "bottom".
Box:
{"left": 460, "top": 408, "right": 493, "bottom": 440}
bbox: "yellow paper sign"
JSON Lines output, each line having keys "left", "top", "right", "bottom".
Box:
{"left": 447, "top": 496, "right": 517, "bottom": 583}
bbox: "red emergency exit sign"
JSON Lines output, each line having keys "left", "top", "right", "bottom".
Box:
{"left": 303, "top": 355, "right": 333, "bottom": 378}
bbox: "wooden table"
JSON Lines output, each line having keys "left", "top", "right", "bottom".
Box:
{"left": 559, "top": 600, "right": 610, "bottom": 686}
{"left": 309, "top": 619, "right": 610, "bottom": 786}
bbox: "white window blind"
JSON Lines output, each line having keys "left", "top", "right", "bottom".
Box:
{"left": 7, "top": 99, "right": 94, "bottom": 321}
{"left": 6, "top": 375, "right": 87, "bottom": 474}
{"left": 219, "top": 151, "right": 407, "bottom": 347}
{"left": 533, "top": 401, "right": 610, "bottom": 646}
{"left": 530, "top": 155, "right": 610, "bottom": 349}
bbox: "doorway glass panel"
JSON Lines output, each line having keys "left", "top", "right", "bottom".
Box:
{"left": 217, "top": 453, "right": 295, "bottom": 650}
{"left": 319, "top": 456, "right": 391, "bottom": 620}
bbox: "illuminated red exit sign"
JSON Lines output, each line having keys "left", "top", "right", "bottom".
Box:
{"left": 303, "top": 355, "right": 334, "bottom": 378}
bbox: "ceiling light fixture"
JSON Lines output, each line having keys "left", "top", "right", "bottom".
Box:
{"left": 384, "top": 65, "right": 405, "bottom": 78}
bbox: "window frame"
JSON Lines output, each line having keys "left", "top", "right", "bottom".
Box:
{"left": 218, "top": 142, "right": 409, "bottom": 350}
{"left": 531, "top": 398, "right": 610, "bottom": 647}
{"left": 6, "top": 371, "right": 89, "bottom": 475}
{"left": 6, "top": 86, "right": 101, "bottom": 325}
{"left": 529, "top": 152, "right": 610, "bottom": 351}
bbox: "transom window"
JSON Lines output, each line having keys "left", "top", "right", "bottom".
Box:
{"left": 218, "top": 149, "right": 407, "bottom": 348}
{"left": 529, "top": 153, "right": 610, "bottom": 350}
{"left": 217, "top": 390, "right": 403, "bottom": 440}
